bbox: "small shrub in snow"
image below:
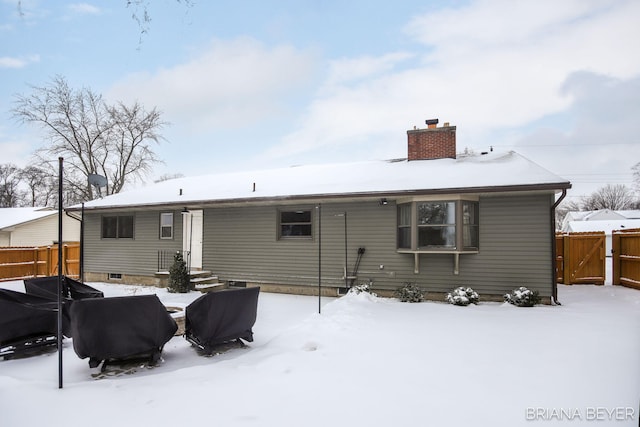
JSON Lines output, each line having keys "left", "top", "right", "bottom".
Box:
{"left": 504, "top": 286, "right": 541, "bottom": 307}
{"left": 168, "top": 252, "right": 190, "bottom": 293}
{"left": 349, "top": 282, "right": 376, "bottom": 296}
{"left": 446, "top": 286, "right": 479, "bottom": 306}
{"left": 394, "top": 283, "right": 424, "bottom": 303}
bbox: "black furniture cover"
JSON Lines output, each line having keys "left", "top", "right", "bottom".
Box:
{"left": 24, "top": 276, "right": 104, "bottom": 300}
{"left": 70, "top": 294, "right": 178, "bottom": 368}
{"left": 0, "top": 289, "right": 59, "bottom": 358}
{"left": 24, "top": 276, "right": 104, "bottom": 338}
{"left": 185, "top": 287, "right": 260, "bottom": 354}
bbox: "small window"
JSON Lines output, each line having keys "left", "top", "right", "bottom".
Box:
{"left": 108, "top": 273, "right": 122, "bottom": 280}
{"left": 102, "top": 215, "right": 134, "bottom": 239}
{"left": 279, "top": 210, "right": 312, "bottom": 239}
{"left": 160, "top": 213, "right": 173, "bottom": 239}
{"left": 397, "top": 203, "right": 412, "bottom": 249}
{"left": 462, "top": 201, "right": 479, "bottom": 250}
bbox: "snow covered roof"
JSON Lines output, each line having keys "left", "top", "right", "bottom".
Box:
{"left": 561, "top": 209, "right": 640, "bottom": 231}
{"left": 564, "top": 219, "right": 640, "bottom": 234}
{"left": 0, "top": 207, "right": 56, "bottom": 230}
{"left": 617, "top": 210, "right": 640, "bottom": 219}
{"left": 76, "top": 151, "right": 570, "bottom": 210}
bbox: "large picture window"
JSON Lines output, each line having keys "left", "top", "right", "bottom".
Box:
{"left": 417, "top": 201, "right": 456, "bottom": 249}
{"left": 102, "top": 215, "right": 134, "bottom": 239}
{"left": 160, "top": 212, "right": 173, "bottom": 239}
{"left": 397, "top": 199, "right": 479, "bottom": 252}
{"left": 279, "top": 210, "right": 312, "bottom": 239}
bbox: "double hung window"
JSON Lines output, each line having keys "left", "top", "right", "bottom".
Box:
{"left": 279, "top": 210, "right": 312, "bottom": 239}
{"left": 160, "top": 213, "right": 174, "bottom": 239}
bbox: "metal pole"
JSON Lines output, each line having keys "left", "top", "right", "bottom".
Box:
{"left": 57, "top": 157, "right": 63, "bottom": 389}
{"left": 317, "top": 204, "right": 321, "bottom": 314}
{"left": 344, "top": 212, "right": 348, "bottom": 288}
{"left": 80, "top": 203, "right": 84, "bottom": 283}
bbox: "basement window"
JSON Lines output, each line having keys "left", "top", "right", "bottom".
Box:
{"left": 108, "top": 273, "right": 122, "bottom": 280}
{"left": 278, "top": 209, "right": 312, "bottom": 239}
{"left": 102, "top": 215, "right": 134, "bottom": 239}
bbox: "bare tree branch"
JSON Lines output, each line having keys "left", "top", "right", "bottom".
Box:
{"left": 11, "top": 76, "right": 166, "bottom": 204}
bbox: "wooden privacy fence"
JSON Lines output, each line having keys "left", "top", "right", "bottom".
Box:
{"left": 555, "top": 232, "right": 606, "bottom": 285}
{"left": 612, "top": 228, "right": 640, "bottom": 290}
{"left": 0, "top": 243, "right": 80, "bottom": 281}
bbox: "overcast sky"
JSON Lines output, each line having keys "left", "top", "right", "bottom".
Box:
{"left": 1, "top": 0, "right": 638, "bottom": 201}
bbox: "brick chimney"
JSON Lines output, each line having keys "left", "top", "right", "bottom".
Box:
{"left": 407, "top": 119, "right": 456, "bottom": 161}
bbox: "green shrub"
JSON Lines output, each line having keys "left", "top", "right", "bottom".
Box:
{"left": 504, "top": 286, "right": 540, "bottom": 307}
{"left": 168, "top": 252, "right": 190, "bottom": 293}
{"left": 349, "top": 282, "right": 376, "bottom": 296}
{"left": 446, "top": 286, "right": 479, "bottom": 306}
{"left": 394, "top": 283, "right": 424, "bottom": 303}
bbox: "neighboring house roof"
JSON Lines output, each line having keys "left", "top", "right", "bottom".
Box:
{"left": 561, "top": 209, "right": 640, "bottom": 232}
{"left": 0, "top": 207, "right": 56, "bottom": 230}
{"left": 583, "top": 209, "right": 625, "bottom": 221}
{"left": 617, "top": 210, "right": 640, "bottom": 219}
{"left": 74, "top": 151, "right": 571, "bottom": 211}
{"left": 564, "top": 219, "right": 640, "bottom": 234}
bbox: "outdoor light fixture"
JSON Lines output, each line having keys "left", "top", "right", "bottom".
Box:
{"left": 181, "top": 207, "right": 189, "bottom": 214}
{"left": 379, "top": 198, "right": 388, "bottom": 206}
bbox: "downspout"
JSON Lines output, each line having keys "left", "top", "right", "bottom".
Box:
{"left": 551, "top": 189, "right": 567, "bottom": 305}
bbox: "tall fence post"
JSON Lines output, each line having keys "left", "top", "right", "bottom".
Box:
{"left": 563, "top": 234, "right": 571, "bottom": 285}
{"left": 612, "top": 232, "right": 621, "bottom": 286}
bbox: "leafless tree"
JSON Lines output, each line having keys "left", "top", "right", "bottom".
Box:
{"left": 106, "top": 101, "right": 164, "bottom": 193}
{"left": 18, "top": 165, "right": 57, "bottom": 207}
{"left": 11, "top": 76, "right": 166, "bottom": 203}
{"left": 581, "top": 184, "right": 637, "bottom": 211}
{"left": 633, "top": 162, "right": 640, "bottom": 193}
{"left": 0, "top": 164, "right": 24, "bottom": 207}
{"left": 126, "top": 0, "right": 194, "bottom": 45}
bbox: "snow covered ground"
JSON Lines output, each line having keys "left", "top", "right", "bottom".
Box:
{"left": 1, "top": 280, "right": 638, "bottom": 427}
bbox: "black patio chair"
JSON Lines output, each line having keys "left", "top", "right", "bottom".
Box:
{"left": 185, "top": 286, "right": 260, "bottom": 355}
{"left": 0, "top": 289, "right": 59, "bottom": 359}
{"left": 69, "top": 294, "right": 178, "bottom": 369}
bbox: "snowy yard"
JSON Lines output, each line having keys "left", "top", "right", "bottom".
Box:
{"left": 1, "top": 280, "right": 638, "bottom": 427}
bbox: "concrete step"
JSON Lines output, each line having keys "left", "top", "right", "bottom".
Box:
{"left": 190, "top": 275, "right": 220, "bottom": 285}
{"left": 194, "top": 282, "right": 227, "bottom": 293}
{"left": 189, "top": 270, "right": 213, "bottom": 278}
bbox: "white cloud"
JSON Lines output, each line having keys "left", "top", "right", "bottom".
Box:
{"left": 107, "top": 37, "right": 318, "bottom": 130}
{"left": 325, "top": 52, "right": 414, "bottom": 87}
{"left": 0, "top": 54, "right": 39, "bottom": 68}
{"left": 265, "top": 0, "right": 640, "bottom": 163}
{"left": 68, "top": 3, "right": 101, "bottom": 15}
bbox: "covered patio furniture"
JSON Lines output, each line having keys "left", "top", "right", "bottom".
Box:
{"left": 185, "top": 286, "right": 259, "bottom": 355}
{"left": 24, "top": 276, "right": 104, "bottom": 301}
{"left": 70, "top": 294, "right": 178, "bottom": 369}
{"left": 0, "top": 289, "right": 59, "bottom": 359}
{"left": 24, "top": 276, "right": 104, "bottom": 338}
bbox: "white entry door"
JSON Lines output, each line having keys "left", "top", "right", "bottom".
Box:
{"left": 183, "top": 210, "right": 203, "bottom": 270}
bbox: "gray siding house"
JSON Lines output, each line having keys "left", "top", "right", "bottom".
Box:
{"left": 70, "top": 122, "right": 571, "bottom": 303}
